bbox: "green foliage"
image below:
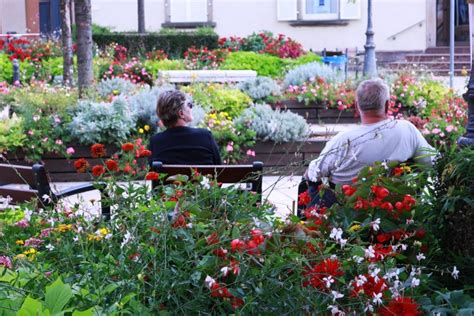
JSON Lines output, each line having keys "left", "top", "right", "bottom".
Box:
{"left": 67, "top": 97, "right": 137, "bottom": 145}
{"left": 219, "top": 51, "right": 285, "bottom": 78}
{"left": 283, "top": 51, "right": 323, "bottom": 69}
{"left": 0, "top": 53, "right": 13, "bottom": 83}
{"left": 96, "top": 78, "right": 137, "bottom": 98}
{"left": 283, "top": 61, "right": 343, "bottom": 87}
{"left": 420, "top": 290, "right": 474, "bottom": 315}
{"left": 181, "top": 83, "right": 252, "bottom": 119}
{"left": 0, "top": 114, "right": 26, "bottom": 152}
{"left": 144, "top": 59, "right": 185, "bottom": 77}
{"left": 92, "top": 32, "right": 219, "bottom": 58}
{"left": 237, "top": 76, "right": 281, "bottom": 103}
{"left": 235, "top": 104, "right": 310, "bottom": 142}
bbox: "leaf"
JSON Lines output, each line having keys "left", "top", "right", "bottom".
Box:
{"left": 18, "top": 296, "right": 47, "bottom": 316}
{"left": 102, "top": 283, "right": 118, "bottom": 295}
{"left": 72, "top": 308, "right": 95, "bottom": 316}
{"left": 458, "top": 308, "right": 474, "bottom": 316}
{"left": 45, "top": 278, "right": 72, "bottom": 314}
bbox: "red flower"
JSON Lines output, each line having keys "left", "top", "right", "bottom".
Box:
{"left": 91, "top": 165, "right": 105, "bottom": 177}
{"left": 90, "top": 143, "right": 106, "bottom": 158}
{"left": 377, "top": 296, "right": 422, "bottom": 316}
{"left": 172, "top": 215, "right": 187, "bottom": 228}
{"left": 371, "top": 186, "right": 390, "bottom": 199}
{"left": 393, "top": 167, "right": 404, "bottom": 176}
{"left": 298, "top": 190, "right": 311, "bottom": 206}
{"left": 121, "top": 142, "right": 135, "bottom": 152}
{"left": 354, "top": 197, "right": 369, "bottom": 210}
{"left": 206, "top": 232, "right": 219, "bottom": 245}
{"left": 138, "top": 149, "right": 152, "bottom": 157}
{"left": 123, "top": 163, "right": 136, "bottom": 175}
{"left": 342, "top": 184, "right": 357, "bottom": 196}
{"left": 231, "top": 297, "right": 244, "bottom": 309}
{"left": 105, "top": 159, "right": 119, "bottom": 172}
{"left": 351, "top": 274, "right": 387, "bottom": 297}
{"left": 145, "top": 171, "right": 159, "bottom": 181}
{"left": 303, "top": 259, "right": 344, "bottom": 290}
{"left": 230, "top": 239, "right": 246, "bottom": 252}
{"left": 74, "top": 158, "right": 89, "bottom": 173}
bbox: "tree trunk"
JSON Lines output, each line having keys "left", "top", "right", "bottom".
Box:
{"left": 60, "top": 0, "right": 73, "bottom": 86}
{"left": 138, "top": 0, "right": 145, "bottom": 33}
{"left": 74, "top": 0, "right": 93, "bottom": 96}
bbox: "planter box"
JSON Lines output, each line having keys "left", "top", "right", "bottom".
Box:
{"left": 273, "top": 100, "right": 359, "bottom": 124}
{"left": 5, "top": 139, "right": 330, "bottom": 181}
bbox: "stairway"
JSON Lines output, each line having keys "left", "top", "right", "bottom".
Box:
{"left": 387, "top": 45, "right": 471, "bottom": 76}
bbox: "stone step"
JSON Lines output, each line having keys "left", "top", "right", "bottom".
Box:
{"left": 426, "top": 46, "right": 470, "bottom": 54}
{"left": 405, "top": 53, "right": 471, "bottom": 62}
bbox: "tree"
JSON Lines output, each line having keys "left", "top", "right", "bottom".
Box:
{"left": 138, "top": 0, "right": 145, "bottom": 33}
{"left": 74, "top": 0, "right": 93, "bottom": 95}
{"left": 60, "top": 0, "right": 73, "bottom": 86}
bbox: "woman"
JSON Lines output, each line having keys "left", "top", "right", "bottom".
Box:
{"left": 149, "top": 90, "right": 222, "bottom": 165}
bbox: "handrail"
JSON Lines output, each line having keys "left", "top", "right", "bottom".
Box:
{"left": 387, "top": 19, "right": 425, "bottom": 41}
{"left": 0, "top": 33, "right": 41, "bottom": 38}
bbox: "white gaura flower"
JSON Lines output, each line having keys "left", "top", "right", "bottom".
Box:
{"left": 370, "top": 218, "right": 381, "bottom": 231}
{"left": 200, "top": 177, "right": 211, "bottom": 189}
{"left": 204, "top": 275, "right": 216, "bottom": 288}
{"left": 331, "top": 291, "right": 344, "bottom": 302}
{"left": 372, "top": 292, "right": 383, "bottom": 305}
{"left": 328, "top": 305, "right": 345, "bottom": 316}
{"left": 42, "top": 194, "right": 52, "bottom": 203}
{"left": 121, "top": 230, "right": 133, "bottom": 249}
{"left": 323, "top": 276, "right": 334, "bottom": 288}
{"left": 47, "top": 217, "right": 56, "bottom": 227}
{"left": 365, "top": 246, "right": 375, "bottom": 259}
{"left": 23, "top": 208, "right": 33, "bottom": 222}
{"left": 352, "top": 255, "right": 364, "bottom": 264}
{"left": 45, "top": 244, "right": 55, "bottom": 251}
{"left": 451, "top": 266, "right": 460, "bottom": 280}
{"left": 330, "top": 227, "right": 343, "bottom": 241}
{"left": 220, "top": 266, "right": 229, "bottom": 277}
{"left": 416, "top": 253, "right": 426, "bottom": 261}
{"left": 411, "top": 277, "right": 420, "bottom": 288}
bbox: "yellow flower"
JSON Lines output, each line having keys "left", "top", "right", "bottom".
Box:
{"left": 461, "top": 67, "right": 468, "bottom": 76}
{"left": 299, "top": 221, "right": 305, "bottom": 225}
{"left": 99, "top": 228, "right": 110, "bottom": 236}
{"left": 24, "top": 248, "right": 37, "bottom": 255}
{"left": 348, "top": 224, "right": 361, "bottom": 232}
{"left": 87, "top": 234, "right": 101, "bottom": 241}
{"left": 138, "top": 128, "right": 144, "bottom": 134}
{"left": 14, "top": 254, "right": 27, "bottom": 261}
{"left": 56, "top": 224, "right": 73, "bottom": 233}
{"left": 402, "top": 166, "right": 412, "bottom": 173}
{"left": 144, "top": 125, "right": 150, "bottom": 132}
{"left": 16, "top": 240, "right": 24, "bottom": 245}
{"left": 112, "top": 89, "right": 120, "bottom": 96}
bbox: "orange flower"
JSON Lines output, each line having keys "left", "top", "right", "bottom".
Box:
{"left": 91, "top": 165, "right": 105, "bottom": 177}
{"left": 105, "top": 159, "right": 119, "bottom": 172}
{"left": 145, "top": 171, "right": 159, "bottom": 181}
{"left": 74, "top": 158, "right": 89, "bottom": 173}
{"left": 121, "top": 142, "right": 134, "bottom": 152}
{"left": 90, "top": 143, "right": 106, "bottom": 158}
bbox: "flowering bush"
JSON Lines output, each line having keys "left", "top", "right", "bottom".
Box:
{"left": 183, "top": 46, "right": 228, "bottom": 70}
{"left": 285, "top": 77, "right": 356, "bottom": 110}
{"left": 217, "top": 36, "right": 244, "bottom": 52}
{"left": 99, "top": 58, "right": 153, "bottom": 85}
{"left": 145, "top": 49, "right": 168, "bottom": 61}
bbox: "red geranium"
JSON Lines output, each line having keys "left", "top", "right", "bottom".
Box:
{"left": 303, "top": 258, "right": 344, "bottom": 290}
{"left": 91, "top": 165, "right": 105, "bottom": 177}
{"left": 342, "top": 184, "right": 357, "bottom": 196}
{"left": 145, "top": 171, "right": 159, "bottom": 181}
{"left": 90, "top": 143, "right": 107, "bottom": 158}
{"left": 377, "top": 296, "right": 422, "bottom": 316}
{"left": 298, "top": 190, "right": 311, "bottom": 206}
{"left": 74, "top": 158, "right": 90, "bottom": 173}
{"left": 121, "top": 143, "right": 135, "bottom": 152}
{"left": 105, "top": 159, "right": 119, "bottom": 172}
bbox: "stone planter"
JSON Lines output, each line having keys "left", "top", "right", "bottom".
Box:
{"left": 273, "top": 100, "right": 359, "bottom": 124}
{"left": 5, "top": 139, "right": 330, "bottom": 181}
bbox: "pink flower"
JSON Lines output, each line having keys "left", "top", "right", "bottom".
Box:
{"left": 55, "top": 139, "right": 63, "bottom": 145}
{"left": 445, "top": 125, "right": 454, "bottom": 133}
{"left": 24, "top": 237, "right": 43, "bottom": 247}
{"left": 246, "top": 149, "right": 256, "bottom": 157}
{"left": 15, "top": 219, "right": 30, "bottom": 228}
{"left": 226, "top": 141, "right": 234, "bottom": 152}
{"left": 431, "top": 128, "right": 441, "bottom": 135}
{"left": 66, "top": 147, "right": 75, "bottom": 155}
{"left": 0, "top": 256, "right": 12, "bottom": 269}
{"left": 27, "top": 130, "right": 34, "bottom": 136}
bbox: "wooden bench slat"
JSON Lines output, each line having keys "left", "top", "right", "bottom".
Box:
{"left": 158, "top": 165, "right": 259, "bottom": 183}
{"left": 0, "top": 187, "right": 38, "bottom": 204}
{"left": 0, "top": 164, "right": 36, "bottom": 186}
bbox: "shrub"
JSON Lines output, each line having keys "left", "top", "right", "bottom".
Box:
{"left": 235, "top": 104, "right": 310, "bottom": 142}
{"left": 0, "top": 53, "right": 13, "bottom": 83}
{"left": 0, "top": 114, "right": 26, "bottom": 152}
{"left": 183, "top": 47, "right": 227, "bottom": 70}
{"left": 181, "top": 83, "right": 252, "bottom": 119}
{"left": 68, "top": 97, "right": 137, "bottom": 145}
{"left": 144, "top": 59, "right": 186, "bottom": 78}
{"left": 237, "top": 76, "right": 281, "bottom": 103}
{"left": 92, "top": 32, "right": 219, "bottom": 58}
{"left": 145, "top": 49, "right": 168, "bottom": 61}
{"left": 99, "top": 58, "right": 153, "bottom": 85}
{"left": 283, "top": 61, "right": 343, "bottom": 87}
{"left": 283, "top": 52, "right": 323, "bottom": 70}
{"left": 220, "top": 51, "right": 284, "bottom": 78}
{"left": 96, "top": 78, "right": 137, "bottom": 98}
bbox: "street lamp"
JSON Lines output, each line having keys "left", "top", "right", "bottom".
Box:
{"left": 458, "top": 2, "right": 474, "bottom": 146}
{"left": 363, "top": 0, "right": 377, "bottom": 78}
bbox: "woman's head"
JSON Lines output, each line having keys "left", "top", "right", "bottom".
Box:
{"left": 156, "top": 90, "right": 193, "bottom": 128}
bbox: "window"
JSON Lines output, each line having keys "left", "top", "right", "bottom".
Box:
{"left": 163, "top": 0, "right": 215, "bottom": 27}
{"left": 277, "top": 0, "right": 361, "bottom": 22}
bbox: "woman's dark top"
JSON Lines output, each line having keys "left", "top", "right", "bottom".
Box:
{"left": 149, "top": 126, "right": 222, "bottom": 165}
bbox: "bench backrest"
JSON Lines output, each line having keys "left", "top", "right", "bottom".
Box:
{"left": 151, "top": 161, "right": 263, "bottom": 200}
{"left": 0, "top": 163, "right": 51, "bottom": 206}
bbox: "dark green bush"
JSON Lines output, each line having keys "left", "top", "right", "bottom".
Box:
{"left": 92, "top": 32, "right": 218, "bottom": 58}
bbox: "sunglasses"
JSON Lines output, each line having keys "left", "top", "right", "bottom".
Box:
{"left": 185, "top": 101, "right": 193, "bottom": 109}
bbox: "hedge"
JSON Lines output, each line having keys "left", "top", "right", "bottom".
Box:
{"left": 92, "top": 33, "right": 219, "bottom": 58}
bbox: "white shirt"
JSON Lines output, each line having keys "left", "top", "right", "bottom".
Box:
{"left": 307, "top": 118, "right": 435, "bottom": 184}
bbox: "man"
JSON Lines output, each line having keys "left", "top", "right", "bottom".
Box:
{"left": 304, "top": 79, "right": 435, "bottom": 206}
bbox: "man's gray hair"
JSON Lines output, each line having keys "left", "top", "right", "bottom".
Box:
{"left": 156, "top": 90, "right": 186, "bottom": 128}
{"left": 356, "top": 79, "right": 390, "bottom": 113}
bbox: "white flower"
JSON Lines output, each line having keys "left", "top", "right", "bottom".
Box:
{"left": 364, "top": 303, "right": 374, "bottom": 313}
{"left": 323, "top": 276, "right": 334, "bottom": 288}
{"left": 411, "top": 277, "right": 420, "bottom": 288}
{"left": 370, "top": 218, "right": 381, "bottom": 231}
{"left": 47, "top": 217, "right": 56, "bottom": 227}
{"left": 23, "top": 209, "right": 33, "bottom": 222}
{"left": 331, "top": 291, "right": 344, "bottom": 302}
{"left": 121, "top": 231, "right": 133, "bottom": 249}
{"left": 105, "top": 233, "right": 113, "bottom": 240}
{"left": 186, "top": 223, "right": 193, "bottom": 228}
{"left": 42, "top": 194, "right": 52, "bottom": 203}
{"left": 204, "top": 275, "right": 216, "bottom": 288}
{"left": 372, "top": 292, "right": 383, "bottom": 305}
{"left": 220, "top": 266, "right": 229, "bottom": 277}
{"left": 370, "top": 268, "right": 381, "bottom": 281}
{"left": 451, "top": 266, "right": 460, "bottom": 280}
{"left": 200, "top": 177, "right": 211, "bottom": 189}
{"left": 73, "top": 236, "right": 79, "bottom": 242}
{"left": 365, "top": 246, "right": 375, "bottom": 258}
{"left": 330, "top": 227, "right": 343, "bottom": 240}
{"left": 416, "top": 253, "right": 426, "bottom": 261}
{"left": 355, "top": 274, "right": 367, "bottom": 287}
{"left": 45, "top": 244, "right": 55, "bottom": 251}
{"left": 352, "top": 255, "right": 364, "bottom": 264}
{"left": 328, "top": 305, "right": 345, "bottom": 315}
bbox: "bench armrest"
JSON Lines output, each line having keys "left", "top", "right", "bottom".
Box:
{"left": 54, "top": 182, "right": 107, "bottom": 199}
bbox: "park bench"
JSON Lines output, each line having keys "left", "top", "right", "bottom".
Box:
{"left": 151, "top": 161, "right": 264, "bottom": 203}
{"left": 0, "top": 163, "right": 110, "bottom": 218}
{"left": 157, "top": 70, "right": 257, "bottom": 84}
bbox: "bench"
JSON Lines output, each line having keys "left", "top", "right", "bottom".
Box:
{"left": 0, "top": 163, "right": 110, "bottom": 218}
{"left": 157, "top": 70, "right": 257, "bottom": 84}
{"left": 151, "top": 161, "right": 263, "bottom": 203}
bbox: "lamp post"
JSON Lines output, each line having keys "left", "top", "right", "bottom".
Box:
{"left": 458, "top": 2, "right": 474, "bottom": 146}
{"left": 363, "top": 0, "right": 377, "bottom": 78}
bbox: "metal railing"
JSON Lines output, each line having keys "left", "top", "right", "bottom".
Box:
{"left": 387, "top": 20, "right": 425, "bottom": 41}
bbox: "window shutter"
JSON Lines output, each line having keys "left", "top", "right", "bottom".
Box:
{"left": 277, "top": 0, "right": 298, "bottom": 21}
{"left": 339, "top": 0, "right": 361, "bottom": 20}
{"left": 170, "top": 0, "right": 208, "bottom": 22}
